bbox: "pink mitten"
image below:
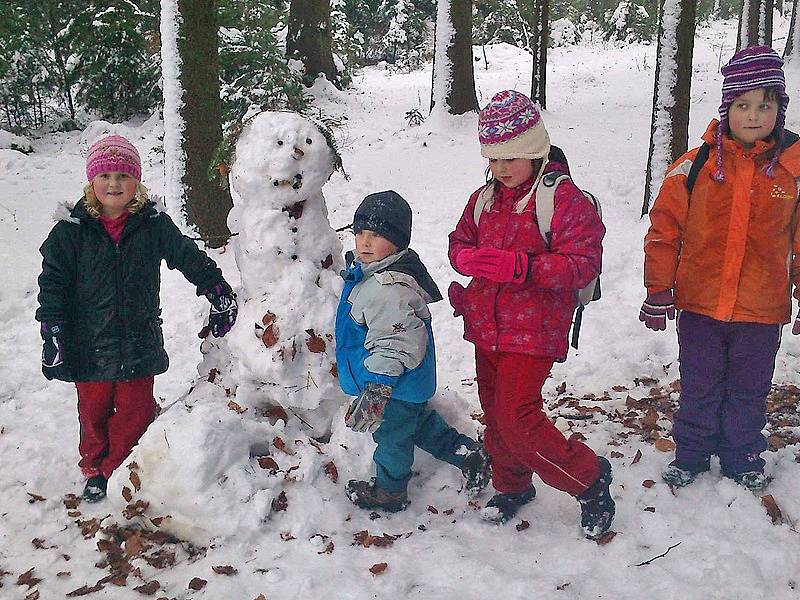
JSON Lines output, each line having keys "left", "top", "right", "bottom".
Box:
{"left": 458, "top": 247, "right": 529, "bottom": 284}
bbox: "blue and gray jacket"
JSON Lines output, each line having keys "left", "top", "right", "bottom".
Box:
{"left": 335, "top": 248, "right": 443, "bottom": 404}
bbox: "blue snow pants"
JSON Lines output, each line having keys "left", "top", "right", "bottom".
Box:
{"left": 673, "top": 311, "right": 781, "bottom": 476}
{"left": 372, "top": 397, "right": 475, "bottom": 492}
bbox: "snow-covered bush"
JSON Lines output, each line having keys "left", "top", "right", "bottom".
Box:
{"left": 551, "top": 18, "right": 580, "bottom": 46}
{"left": 0, "top": 129, "right": 32, "bottom": 153}
{"left": 604, "top": 0, "right": 656, "bottom": 43}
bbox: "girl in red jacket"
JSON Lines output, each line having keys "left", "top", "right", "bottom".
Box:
{"left": 448, "top": 90, "right": 613, "bottom": 539}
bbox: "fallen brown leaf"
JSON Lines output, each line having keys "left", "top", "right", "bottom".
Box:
{"left": 369, "top": 563, "right": 388, "bottom": 575}
{"left": 610, "top": 451, "right": 624, "bottom": 459}
{"left": 761, "top": 495, "right": 783, "bottom": 525}
{"left": 595, "top": 531, "right": 616, "bottom": 545}
{"left": 133, "top": 580, "right": 160, "bottom": 595}
{"left": 631, "top": 449, "right": 643, "bottom": 465}
{"left": 212, "top": 565, "right": 238, "bottom": 576}
{"left": 257, "top": 456, "right": 280, "bottom": 472}
{"left": 227, "top": 400, "right": 248, "bottom": 414}
{"left": 324, "top": 461, "right": 338, "bottom": 483}
{"left": 63, "top": 494, "right": 80, "bottom": 509}
{"left": 642, "top": 480, "right": 656, "bottom": 488}
{"left": 654, "top": 438, "right": 676, "bottom": 452}
{"left": 188, "top": 577, "right": 207, "bottom": 590}
{"left": 27, "top": 493, "right": 45, "bottom": 504}
{"left": 66, "top": 583, "right": 104, "bottom": 597}
{"left": 516, "top": 520, "right": 530, "bottom": 531}
{"left": 272, "top": 490, "right": 288, "bottom": 512}
{"left": 16, "top": 568, "right": 42, "bottom": 589}
{"left": 122, "top": 487, "right": 133, "bottom": 502}
{"left": 130, "top": 472, "right": 141, "bottom": 492}
{"left": 264, "top": 405, "right": 288, "bottom": 425}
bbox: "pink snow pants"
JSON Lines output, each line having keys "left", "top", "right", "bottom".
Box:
{"left": 475, "top": 348, "right": 600, "bottom": 496}
{"left": 75, "top": 377, "right": 157, "bottom": 479}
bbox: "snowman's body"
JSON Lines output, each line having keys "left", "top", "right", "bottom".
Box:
{"left": 224, "top": 111, "right": 346, "bottom": 425}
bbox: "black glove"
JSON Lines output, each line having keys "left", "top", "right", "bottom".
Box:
{"left": 41, "top": 322, "right": 72, "bottom": 381}
{"left": 204, "top": 281, "right": 238, "bottom": 338}
{"left": 345, "top": 382, "right": 392, "bottom": 433}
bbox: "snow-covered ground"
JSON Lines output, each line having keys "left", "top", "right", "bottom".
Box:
{"left": 2, "top": 18, "right": 800, "bottom": 600}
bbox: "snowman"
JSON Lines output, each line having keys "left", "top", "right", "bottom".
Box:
{"left": 220, "top": 110, "right": 347, "bottom": 434}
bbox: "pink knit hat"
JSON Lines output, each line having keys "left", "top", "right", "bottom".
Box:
{"left": 86, "top": 135, "right": 142, "bottom": 181}
{"left": 478, "top": 90, "right": 550, "bottom": 160}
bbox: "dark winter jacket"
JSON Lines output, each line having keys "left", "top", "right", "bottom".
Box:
{"left": 335, "top": 249, "right": 442, "bottom": 404}
{"left": 36, "top": 198, "right": 225, "bottom": 382}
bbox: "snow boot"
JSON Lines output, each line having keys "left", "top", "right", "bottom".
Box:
{"left": 577, "top": 457, "right": 615, "bottom": 540}
{"left": 732, "top": 471, "right": 772, "bottom": 493}
{"left": 345, "top": 479, "right": 409, "bottom": 513}
{"left": 82, "top": 474, "right": 107, "bottom": 503}
{"left": 461, "top": 445, "right": 492, "bottom": 497}
{"left": 481, "top": 485, "right": 536, "bottom": 524}
{"left": 662, "top": 457, "right": 710, "bottom": 487}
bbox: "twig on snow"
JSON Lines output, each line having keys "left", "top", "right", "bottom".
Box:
{"left": 634, "top": 542, "right": 682, "bottom": 567}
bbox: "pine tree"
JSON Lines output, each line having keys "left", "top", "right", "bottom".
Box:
{"left": 287, "top": 0, "right": 340, "bottom": 86}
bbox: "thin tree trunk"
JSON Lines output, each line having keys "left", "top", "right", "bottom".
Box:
{"left": 287, "top": 0, "right": 338, "bottom": 86}
{"left": 785, "top": 0, "right": 799, "bottom": 58}
{"left": 738, "top": 0, "right": 773, "bottom": 50}
{"left": 643, "top": 0, "right": 697, "bottom": 216}
{"left": 176, "top": 0, "right": 232, "bottom": 247}
{"left": 537, "top": 0, "right": 549, "bottom": 109}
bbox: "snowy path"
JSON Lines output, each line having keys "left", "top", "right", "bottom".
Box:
{"left": 2, "top": 20, "right": 800, "bottom": 600}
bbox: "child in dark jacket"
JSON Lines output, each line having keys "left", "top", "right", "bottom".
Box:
{"left": 36, "top": 135, "right": 238, "bottom": 502}
{"left": 448, "top": 90, "right": 613, "bottom": 539}
{"left": 336, "top": 191, "right": 491, "bottom": 512}
{"left": 642, "top": 46, "right": 800, "bottom": 492}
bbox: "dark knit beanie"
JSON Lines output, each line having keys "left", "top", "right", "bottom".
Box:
{"left": 352, "top": 190, "right": 412, "bottom": 250}
{"left": 715, "top": 45, "right": 788, "bottom": 181}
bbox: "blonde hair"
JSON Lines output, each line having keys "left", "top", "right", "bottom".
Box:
{"left": 82, "top": 181, "right": 150, "bottom": 218}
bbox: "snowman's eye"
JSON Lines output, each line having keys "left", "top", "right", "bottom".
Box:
{"left": 277, "top": 140, "right": 284, "bottom": 146}
{"left": 305, "top": 138, "right": 313, "bottom": 144}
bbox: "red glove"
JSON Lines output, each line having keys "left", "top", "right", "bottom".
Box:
{"left": 455, "top": 247, "right": 529, "bottom": 284}
{"left": 639, "top": 290, "right": 676, "bottom": 331}
{"left": 792, "top": 307, "right": 800, "bottom": 335}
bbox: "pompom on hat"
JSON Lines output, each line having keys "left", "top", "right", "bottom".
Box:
{"left": 478, "top": 90, "right": 551, "bottom": 160}
{"left": 714, "top": 45, "right": 789, "bottom": 181}
{"left": 86, "top": 135, "right": 142, "bottom": 182}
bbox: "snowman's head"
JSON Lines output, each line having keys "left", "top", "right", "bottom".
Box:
{"left": 230, "top": 111, "right": 336, "bottom": 208}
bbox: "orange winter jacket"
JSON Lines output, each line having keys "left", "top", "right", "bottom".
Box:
{"left": 644, "top": 120, "right": 800, "bottom": 324}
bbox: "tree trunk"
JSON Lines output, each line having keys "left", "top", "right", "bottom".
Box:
{"left": 176, "top": 0, "right": 232, "bottom": 247}
{"left": 287, "top": 0, "right": 338, "bottom": 87}
{"left": 785, "top": 0, "right": 799, "bottom": 58}
{"left": 431, "top": 0, "right": 478, "bottom": 115}
{"left": 642, "top": 0, "right": 697, "bottom": 216}
{"left": 536, "top": 0, "right": 549, "bottom": 109}
{"left": 737, "top": 0, "right": 773, "bottom": 50}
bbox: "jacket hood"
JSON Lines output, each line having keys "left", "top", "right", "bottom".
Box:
{"left": 344, "top": 249, "right": 443, "bottom": 304}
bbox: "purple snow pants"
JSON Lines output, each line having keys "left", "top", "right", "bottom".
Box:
{"left": 673, "top": 311, "right": 781, "bottom": 477}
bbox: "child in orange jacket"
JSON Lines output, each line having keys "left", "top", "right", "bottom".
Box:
{"left": 641, "top": 46, "right": 800, "bottom": 492}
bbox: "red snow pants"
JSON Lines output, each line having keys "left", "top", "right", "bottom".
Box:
{"left": 475, "top": 348, "right": 600, "bottom": 496}
{"left": 75, "top": 377, "right": 158, "bottom": 479}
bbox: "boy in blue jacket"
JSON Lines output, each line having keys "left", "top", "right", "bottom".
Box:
{"left": 336, "top": 191, "right": 490, "bottom": 512}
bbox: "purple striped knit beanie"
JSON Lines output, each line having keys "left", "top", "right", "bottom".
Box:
{"left": 86, "top": 135, "right": 142, "bottom": 182}
{"left": 714, "top": 45, "right": 788, "bottom": 181}
{"left": 478, "top": 90, "right": 551, "bottom": 160}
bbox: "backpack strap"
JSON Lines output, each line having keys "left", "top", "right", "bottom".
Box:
{"left": 536, "top": 171, "right": 571, "bottom": 248}
{"left": 472, "top": 182, "right": 495, "bottom": 226}
{"left": 686, "top": 142, "right": 710, "bottom": 193}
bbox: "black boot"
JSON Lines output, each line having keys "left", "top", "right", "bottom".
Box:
{"left": 577, "top": 457, "right": 615, "bottom": 539}
{"left": 481, "top": 485, "right": 536, "bottom": 524}
{"left": 345, "top": 479, "right": 409, "bottom": 513}
{"left": 461, "top": 445, "right": 492, "bottom": 497}
{"left": 82, "top": 474, "right": 107, "bottom": 503}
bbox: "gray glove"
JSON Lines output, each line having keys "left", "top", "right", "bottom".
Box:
{"left": 345, "top": 382, "right": 392, "bottom": 433}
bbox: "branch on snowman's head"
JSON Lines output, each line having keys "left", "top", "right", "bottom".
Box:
{"left": 208, "top": 110, "right": 349, "bottom": 190}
